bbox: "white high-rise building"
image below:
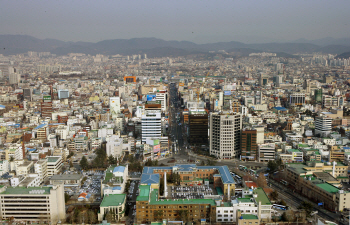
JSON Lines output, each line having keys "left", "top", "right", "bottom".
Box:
{"left": 9, "top": 71, "right": 20, "bottom": 84}
{"left": 110, "top": 97, "right": 121, "bottom": 118}
{"left": 141, "top": 112, "right": 161, "bottom": 143}
{"left": 209, "top": 112, "right": 242, "bottom": 159}
{"left": 315, "top": 115, "right": 332, "bottom": 137}
{"left": 156, "top": 92, "right": 167, "bottom": 111}
{"left": 106, "top": 135, "right": 123, "bottom": 158}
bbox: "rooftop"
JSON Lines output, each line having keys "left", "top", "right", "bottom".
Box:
{"left": 241, "top": 214, "right": 259, "bottom": 220}
{"left": 1, "top": 186, "right": 52, "bottom": 195}
{"left": 100, "top": 194, "right": 126, "bottom": 207}
{"left": 316, "top": 183, "right": 339, "bottom": 194}
{"left": 51, "top": 174, "right": 83, "bottom": 180}
{"left": 136, "top": 185, "right": 150, "bottom": 202}
{"left": 149, "top": 189, "right": 216, "bottom": 205}
{"left": 253, "top": 188, "right": 271, "bottom": 205}
{"left": 47, "top": 157, "right": 61, "bottom": 163}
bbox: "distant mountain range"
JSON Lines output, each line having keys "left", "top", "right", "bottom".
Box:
{"left": 0, "top": 35, "right": 350, "bottom": 57}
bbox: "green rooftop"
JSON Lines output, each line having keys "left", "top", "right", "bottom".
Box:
{"left": 136, "top": 185, "right": 150, "bottom": 201}
{"left": 1, "top": 186, "right": 52, "bottom": 195}
{"left": 100, "top": 194, "right": 126, "bottom": 207}
{"left": 298, "top": 144, "right": 309, "bottom": 148}
{"left": 238, "top": 198, "right": 254, "bottom": 203}
{"left": 47, "top": 157, "right": 60, "bottom": 163}
{"left": 253, "top": 188, "right": 271, "bottom": 205}
{"left": 316, "top": 183, "right": 339, "bottom": 194}
{"left": 241, "top": 214, "right": 259, "bottom": 220}
{"left": 288, "top": 149, "right": 301, "bottom": 153}
{"left": 216, "top": 187, "right": 223, "bottom": 195}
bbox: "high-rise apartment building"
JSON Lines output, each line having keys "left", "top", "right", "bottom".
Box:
{"left": 241, "top": 129, "right": 257, "bottom": 161}
{"left": 209, "top": 112, "right": 242, "bottom": 159}
{"left": 188, "top": 109, "right": 208, "bottom": 145}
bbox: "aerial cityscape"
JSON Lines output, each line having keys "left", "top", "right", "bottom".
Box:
{"left": 1, "top": 1, "right": 350, "bottom": 225}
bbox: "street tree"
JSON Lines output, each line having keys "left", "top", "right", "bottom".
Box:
{"left": 79, "top": 156, "right": 89, "bottom": 170}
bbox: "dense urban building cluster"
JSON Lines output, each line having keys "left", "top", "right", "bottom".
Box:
{"left": 0, "top": 50, "right": 349, "bottom": 224}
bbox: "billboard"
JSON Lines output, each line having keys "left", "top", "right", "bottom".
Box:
{"left": 43, "top": 96, "right": 51, "bottom": 102}
{"left": 147, "top": 94, "right": 157, "bottom": 101}
{"left": 224, "top": 91, "right": 231, "bottom": 96}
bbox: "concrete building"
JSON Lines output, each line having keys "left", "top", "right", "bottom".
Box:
{"left": 210, "top": 112, "right": 242, "bottom": 159}
{"left": 98, "top": 194, "right": 126, "bottom": 222}
{"left": 0, "top": 185, "right": 65, "bottom": 224}
{"left": 258, "top": 143, "right": 276, "bottom": 162}
{"left": 315, "top": 115, "right": 332, "bottom": 137}
{"left": 241, "top": 129, "right": 257, "bottom": 161}
{"left": 46, "top": 156, "right": 63, "bottom": 177}
{"left": 110, "top": 97, "right": 121, "bottom": 118}
{"left": 188, "top": 109, "right": 208, "bottom": 145}
{"left": 34, "top": 160, "right": 48, "bottom": 183}
{"left": 106, "top": 135, "right": 123, "bottom": 158}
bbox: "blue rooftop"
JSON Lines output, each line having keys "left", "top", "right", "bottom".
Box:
{"left": 112, "top": 186, "right": 122, "bottom": 190}
{"left": 273, "top": 107, "right": 287, "bottom": 111}
{"left": 141, "top": 173, "right": 160, "bottom": 184}
{"left": 142, "top": 165, "right": 235, "bottom": 184}
{"left": 113, "top": 166, "right": 125, "bottom": 173}
{"left": 34, "top": 124, "right": 47, "bottom": 130}
{"left": 0, "top": 105, "right": 5, "bottom": 109}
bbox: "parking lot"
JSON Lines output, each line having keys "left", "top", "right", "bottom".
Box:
{"left": 64, "top": 170, "right": 103, "bottom": 201}
{"left": 168, "top": 185, "right": 215, "bottom": 199}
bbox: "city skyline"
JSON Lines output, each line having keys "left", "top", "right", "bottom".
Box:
{"left": 1, "top": 0, "right": 349, "bottom": 44}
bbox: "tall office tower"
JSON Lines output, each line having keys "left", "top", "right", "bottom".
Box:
{"left": 289, "top": 93, "right": 306, "bottom": 106}
{"left": 241, "top": 128, "right": 257, "bottom": 161}
{"left": 314, "top": 89, "right": 323, "bottom": 103}
{"left": 273, "top": 75, "right": 283, "bottom": 87}
{"left": 58, "top": 89, "right": 69, "bottom": 99}
{"left": 209, "top": 112, "right": 242, "bottom": 159}
{"left": 156, "top": 91, "right": 168, "bottom": 111}
{"left": 110, "top": 97, "right": 121, "bottom": 118}
{"left": 23, "top": 88, "right": 33, "bottom": 101}
{"left": 188, "top": 109, "right": 208, "bottom": 145}
{"left": 315, "top": 115, "right": 332, "bottom": 137}
{"left": 259, "top": 73, "right": 268, "bottom": 86}
{"left": 141, "top": 112, "right": 161, "bottom": 143}
{"left": 303, "top": 79, "right": 311, "bottom": 93}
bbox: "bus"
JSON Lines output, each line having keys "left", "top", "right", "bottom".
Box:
{"left": 280, "top": 180, "right": 288, "bottom": 186}
{"left": 235, "top": 175, "right": 242, "bottom": 181}
{"left": 272, "top": 204, "right": 288, "bottom": 210}
{"left": 239, "top": 165, "right": 247, "bottom": 171}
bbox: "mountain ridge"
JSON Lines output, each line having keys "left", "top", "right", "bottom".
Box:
{"left": 1, "top": 34, "right": 350, "bottom": 57}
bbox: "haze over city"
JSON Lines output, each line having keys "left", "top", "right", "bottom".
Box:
{"left": 1, "top": 0, "right": 350, "bottom": 43}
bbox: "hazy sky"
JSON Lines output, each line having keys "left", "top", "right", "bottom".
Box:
{"left": 1, "top": 0, "right": 349, "bottom": 43}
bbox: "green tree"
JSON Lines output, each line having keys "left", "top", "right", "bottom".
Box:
{"left": 177, "top": 210, "right": 189, "bottom": 222}
{"left": 79, "top": 156, "right": 89, "bottom": 170}
{"left": 69, "top": 161, "right": 74, "bottom": 168}
{"left": 154, "top": 210, "right": 164, "bottom": 221}
{"left": 267, "top": 161, "right": 278, "bottom": 173}
{"left": 298, "top": 201, "right": 313, "bottom": 217}
{"left": 108, "top": 155, "right": 116, "bottom": 165}
{"left": 105, "top": 210, "right": 113, "bottom": 223}
{"left": 200, "top": 161, "right": 205, "bottom": 166}
{"left": 270, "top": 190, "right": 278, "bottom": 201}
{"left": 206, "top": 159, "right": 216, "bottom": 166}
{"left": 64, "top": 193, "right": 70, "bottom": 203}
{"left": 87, "top": 210, "right": 96, "bottom": 224}
{"left": 9, "top": 156, "right": 14, "bottom": 162}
